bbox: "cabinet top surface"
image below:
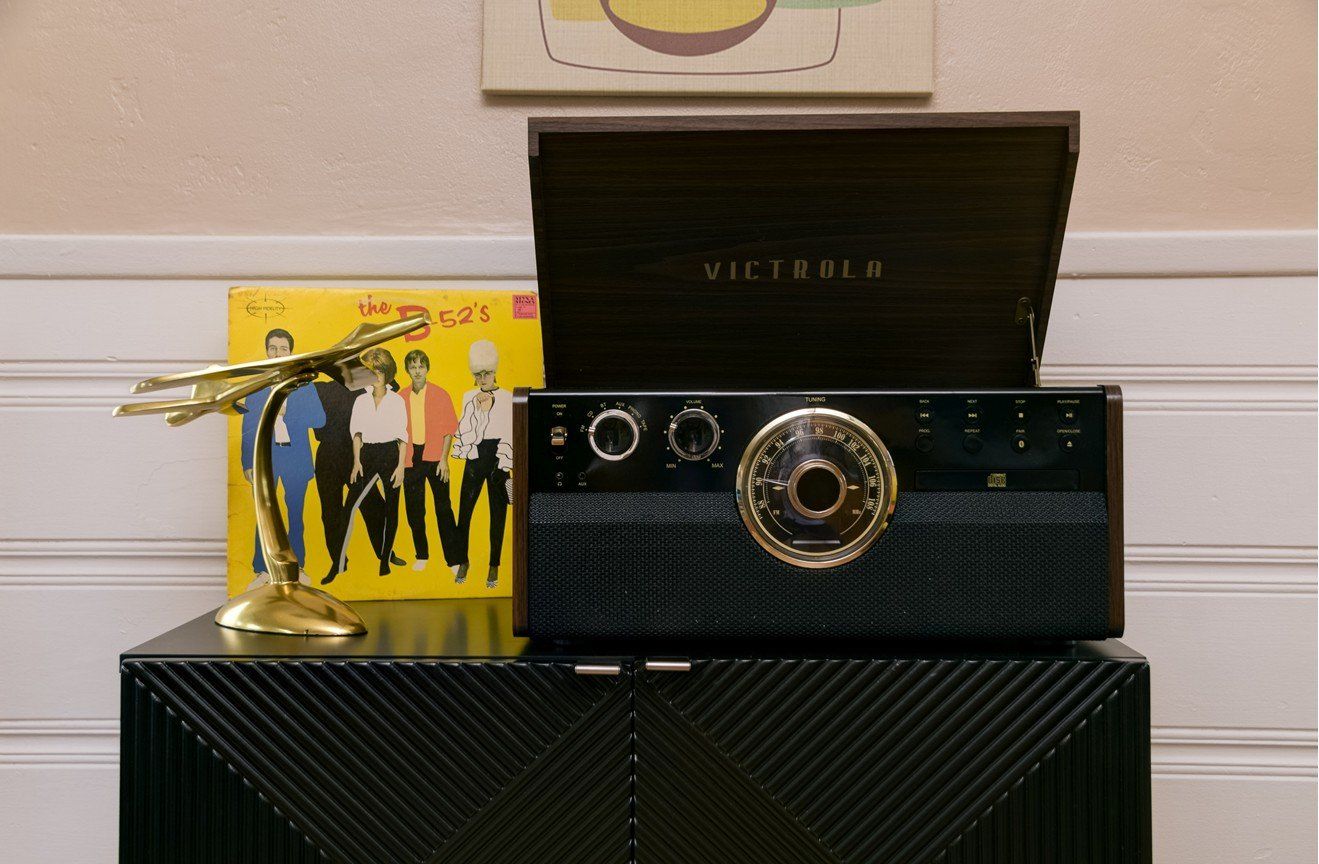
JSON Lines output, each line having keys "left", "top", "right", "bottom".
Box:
{"left": 123, "top": 598, "right": 1145, "bottom": 663}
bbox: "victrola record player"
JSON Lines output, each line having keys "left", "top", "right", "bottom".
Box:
{"left": 513, "top": 112, "right": 1124, "bottom": 642}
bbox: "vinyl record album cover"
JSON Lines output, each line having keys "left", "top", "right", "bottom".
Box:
{"left": 226, "top": 287, "right": 544, "bottom": 600}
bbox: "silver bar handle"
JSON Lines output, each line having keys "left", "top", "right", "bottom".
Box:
{"left": 644, "top": 659, "right": 692, "bottom": 673}
{"left": 573, "top": 663, "right": 622, "bottom": 676}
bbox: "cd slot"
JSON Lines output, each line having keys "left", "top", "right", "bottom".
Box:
{"left": 915, "top": 469, "right": 1079, "bottom": 491}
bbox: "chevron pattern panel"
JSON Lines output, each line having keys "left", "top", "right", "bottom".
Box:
{"left": 120, "top": 660, "right": 633, "bottom": 864}
{"left": 635, "top": 658, "right": 1151, "bottom": 864}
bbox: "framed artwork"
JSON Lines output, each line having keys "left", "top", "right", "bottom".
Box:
{"left": 482, "top": 0, "right": 933, "bottom": 96}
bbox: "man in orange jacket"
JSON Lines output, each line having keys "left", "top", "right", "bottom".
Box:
{"left": 401, "top": 349, "right": 461, "bottom": 573}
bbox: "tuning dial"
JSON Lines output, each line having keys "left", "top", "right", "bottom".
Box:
{"left": 736, "top": 408, "right": 897, "bottom": 569}
{"left": 668, "top": 408, "right": 720, "bottom": 461}
{"left": 588, "top": 409, "right": 640, "bottom": 461}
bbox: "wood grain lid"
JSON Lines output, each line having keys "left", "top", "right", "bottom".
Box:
{"left": 529, "top": 112, "right": 1079, "bottom": 389}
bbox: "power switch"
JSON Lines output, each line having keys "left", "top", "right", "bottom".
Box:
{"left": 550, "top": 426, "right": 568, "bottom": 446}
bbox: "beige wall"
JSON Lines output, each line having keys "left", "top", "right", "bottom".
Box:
{"left": 0, "top": 0, "right": 1314, "bottom": 235}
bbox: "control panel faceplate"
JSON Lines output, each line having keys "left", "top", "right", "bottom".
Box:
{"left": 528, "top": 389, "right": 1109, "bottom": 496}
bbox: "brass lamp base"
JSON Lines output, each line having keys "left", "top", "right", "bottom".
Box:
{"left": 214, "top": 582, "right": 368, "bottom": 636}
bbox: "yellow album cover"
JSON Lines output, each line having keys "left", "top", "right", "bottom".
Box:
{"left": 226, "top": 287, "right": 544, "bottom": 600}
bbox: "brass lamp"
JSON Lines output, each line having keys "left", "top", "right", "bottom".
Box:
{"left": 114, "top": 314, "right": 432, "bottom": 636}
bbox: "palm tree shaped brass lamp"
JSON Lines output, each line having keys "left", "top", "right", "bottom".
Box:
{"left": 114, "top": 314, "right": 432, "bottom": 636}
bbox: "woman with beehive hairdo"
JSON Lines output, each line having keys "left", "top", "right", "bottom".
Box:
{"left": 451, "top": 339, "right": 514, "bottom": 589}
{"left": 331, "top": 346, "right": 408, "bottom": 579}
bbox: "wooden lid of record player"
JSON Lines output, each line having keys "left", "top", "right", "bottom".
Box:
{"left": 528, "top": 112, "right": 1079, "bottom": 390}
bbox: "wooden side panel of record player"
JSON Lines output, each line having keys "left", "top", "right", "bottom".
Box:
{"left": 513, "top": 387, "right": 530, "bottom": 636}
{"left": 1104, "top": 384, "right": 1125, "bottom": 636}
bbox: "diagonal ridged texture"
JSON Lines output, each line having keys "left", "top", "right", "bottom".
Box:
{"left": 635, "top": 681, "right": 839, "bottom": 864}
{"left": 120, "top": 672, "right": 328, "bottom": 864}
{"left": 932, "top": 666, "right": 1151, "bottom": 863}
{"left": 429, "top": 678, "right": 633, "bottom": 864}
{"left": 121, "top": 660, "right": 632, "bottom": 864}
{"left": 640, "top": 658, "right": 1150, "bottom": 864}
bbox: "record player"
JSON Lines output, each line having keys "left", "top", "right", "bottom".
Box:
{"left": 512, "top": 112, "right": 1123, "bottom": 642}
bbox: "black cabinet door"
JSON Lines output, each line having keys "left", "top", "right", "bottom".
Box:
{"left": 634, "top": 657, "right": 1151, "bottom": 864}
{"left": 121, "top": 659, "right": 633, "bottom": 864}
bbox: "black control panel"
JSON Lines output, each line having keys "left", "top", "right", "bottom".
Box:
{"left": 527, "top": 389, "right": 1109, "bottom": 495}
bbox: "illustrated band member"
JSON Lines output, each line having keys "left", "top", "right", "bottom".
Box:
{"left": 452, "top": 340, "right": 513, "bottom": 589}
{"left": 240, "top": 328, "right": 325, "bottom": 588}
{"left": 313, "top": 375, "right": 400, "bottom": 585}
{"left": 338, "top": 348, "right": 407, "bottom": 577}
{"left": 402, "top": 349, "right": 461, "bottom": 573}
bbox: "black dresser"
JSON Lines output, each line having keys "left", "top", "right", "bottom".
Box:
{"left": 120, "top": 599, "right": 1151, "bottom": 863}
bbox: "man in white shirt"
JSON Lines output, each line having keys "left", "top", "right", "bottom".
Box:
{"left": 334, "top": 347, "right": 408, "bottom": 579}
{"left": 452, "top": 339, "right": 513, "bottom": 589}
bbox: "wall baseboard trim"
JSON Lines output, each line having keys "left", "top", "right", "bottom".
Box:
{"left": 0, "top": 230, "right": 1314, "bottom": 279}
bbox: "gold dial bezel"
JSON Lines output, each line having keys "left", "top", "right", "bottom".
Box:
{"left": 735, "top": 407, "right": 898, "bottom": 569}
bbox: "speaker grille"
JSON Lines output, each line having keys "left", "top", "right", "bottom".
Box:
{"left": 528, "top": 491, "right": 1109, "bottom": 640}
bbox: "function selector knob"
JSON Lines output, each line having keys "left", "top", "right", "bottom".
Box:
{"left": 588, "top": 409, "right": 640, "bottom": 461}
{"left": 668, "top": 408, "right": 721, "bottom": 461}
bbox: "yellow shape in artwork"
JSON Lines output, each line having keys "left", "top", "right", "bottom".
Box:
{"left": 609, "top": 0, "right": 771, "bottom": 33}
{"left": 550, "top": 0, "right": 608, "bottom": 21}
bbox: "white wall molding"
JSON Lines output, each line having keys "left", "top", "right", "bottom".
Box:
{"left": 1149, "top": 727, "right": 1317, "bottom": 778}
{"left": 0, "top": 539, "right": 225, "bottom": 586}
{"left": 1057, "top": 230, "right": 1317, "bottom": 277}
{"left": 2, "top": 719, "right": 1310, "bottom": 775}
{"left": 1, "top": 539, "right": 1310, "bottom": 593}
{"left": 0, "top": 230, "right": 1314, "bottom": 279}
{"left": 4, "top": 360, "right": 1314, "bottom": 412}
{"left": 0, "top": 719, "right": 120, "bottom": 766}
{"left": 1125, "top": 545, "right": 1317, "bottom": 594}
{"left": 1042, "top": 364, "right": 1317, "bottom": 412}
{"left": 0, "top": 235, "right": 540, "bottom": 280}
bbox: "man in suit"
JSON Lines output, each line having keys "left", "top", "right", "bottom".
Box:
{"left": 241, "top": 328, "right": 325, "bottom": 587}
{"left": 401, "top": 349, "right": 460, "bottom": 573}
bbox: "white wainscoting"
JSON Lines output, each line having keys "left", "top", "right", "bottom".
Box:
{"left": 0, "top": 232, "right": 1314, "bottom": 863}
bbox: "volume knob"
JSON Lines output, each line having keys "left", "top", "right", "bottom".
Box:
{"left": 668, "top": 408, "right": 720, "bottom": 461}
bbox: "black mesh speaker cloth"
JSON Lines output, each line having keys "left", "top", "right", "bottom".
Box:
{"left": 527, "top": 490, "right": 1110, "bottom": 641}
